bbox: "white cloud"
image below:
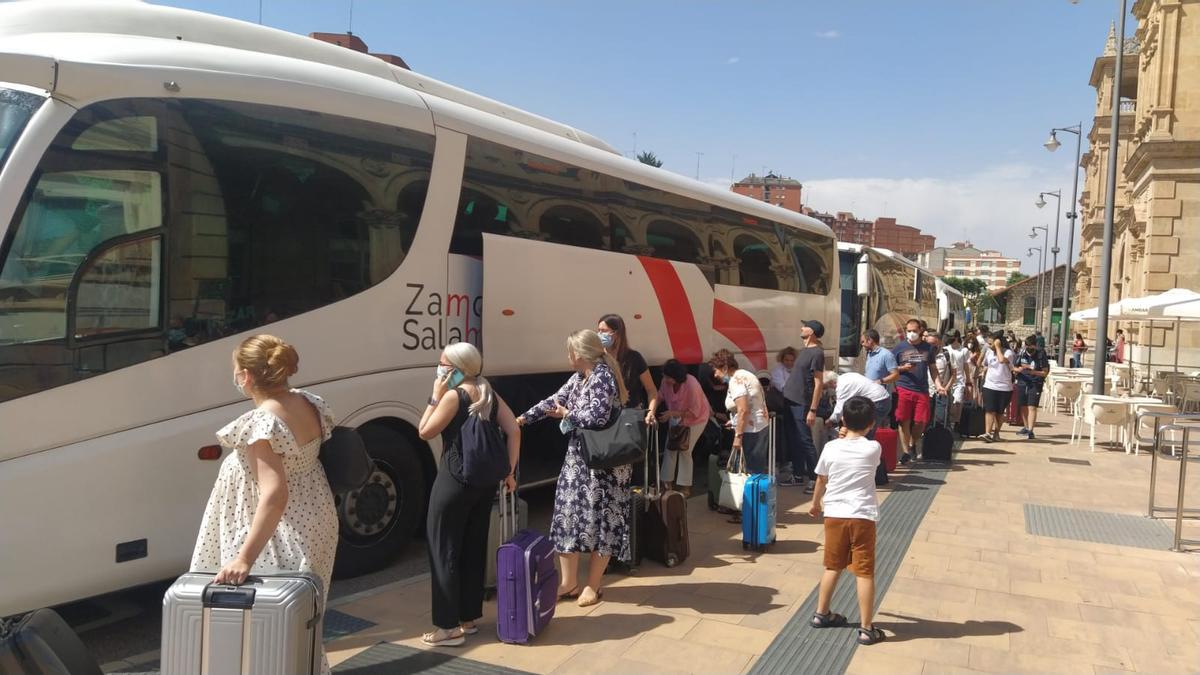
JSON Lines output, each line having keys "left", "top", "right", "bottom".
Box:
{"left": 814, "top": 30, "right": 841, "bottom": 39}
{"left": 801, "top": 163, "right": 1069, "bottom": 275}
{"left": 725, "top": 56, "right": 741, "bottom": 65}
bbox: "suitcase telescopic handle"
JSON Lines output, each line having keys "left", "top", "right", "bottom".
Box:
{"left": 499, "top": 481, "right": 518, "bottom": 539}
{"left": 202, "top": 584, "right": 257, "bottom": 609}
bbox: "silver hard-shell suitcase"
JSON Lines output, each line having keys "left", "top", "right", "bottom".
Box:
{"left": 161, "top": 572, "right": 323, "bottom": 675}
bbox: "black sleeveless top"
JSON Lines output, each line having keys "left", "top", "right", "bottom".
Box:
{"left": 440, "top": 388, "right": 474, "bottom": 483}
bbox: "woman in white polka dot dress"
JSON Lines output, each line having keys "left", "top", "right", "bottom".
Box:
{"left": 190, "top": 334, "right": 339, "bottom": 673}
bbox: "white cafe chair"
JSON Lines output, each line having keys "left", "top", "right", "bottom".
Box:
{"left": 1131, "top": 404, "right": 1178, "bottom": 456}
{"left": 1087, "top": 401, "right": 1131, "bottom": 453}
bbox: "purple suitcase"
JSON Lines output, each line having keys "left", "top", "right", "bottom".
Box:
{"left": 495, "top": 485, "right": 558, "bottom": 644}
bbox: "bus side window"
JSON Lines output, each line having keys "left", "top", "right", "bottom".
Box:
{"left": 0, "top": 169, "right": 163, "bottom": 344}
{"left": 781, "top": 227, "right": 832, "bottom": 296}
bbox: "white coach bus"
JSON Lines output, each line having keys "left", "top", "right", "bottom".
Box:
{"left": 837, "top": 243, "right": 951, "bottom": 371}
{"left": 0, "top": 1, "right": 838, "bottom": 614}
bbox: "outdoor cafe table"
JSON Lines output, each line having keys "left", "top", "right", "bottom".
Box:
{"left": 1084, "top": 395, "right": 1165, "bottom": 454}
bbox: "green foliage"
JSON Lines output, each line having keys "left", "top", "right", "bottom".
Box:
{"left": 636, "top": 151, "right": 663, "bottom": 167}
{"left": 1007, "top": 271, "right": 1030, "bottom": 286}
{"left": 942, "top": 276, "right": 989, "bottom": 298}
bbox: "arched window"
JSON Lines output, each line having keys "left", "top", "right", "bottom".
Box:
{"left": 733, "top": 234, "right": 778, "bottom": 290}
{"left": 646, "top": 219, "right": 702, "bottom": 264}
{"left": 539, "top": 204, "right": 605, "bottom": 251}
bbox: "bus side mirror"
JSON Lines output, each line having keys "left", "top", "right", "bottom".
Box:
{"left": 856, "top": 255, "right": 871, "bottom": 297}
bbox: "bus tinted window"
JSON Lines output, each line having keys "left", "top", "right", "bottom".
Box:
{"left": 451, "top": 139, "right": 605, "bottom": 255}
{"left": 0, "top": 97, "right": 434, "bottom": 402}
{"left": 781, "top": 226, "right": 832, "bottom": 296}
{"left": 169, "top": 99, "right": 434, "bottom": 342}
{"left": 453, "top": 137, "right": 831, "bottom": 295}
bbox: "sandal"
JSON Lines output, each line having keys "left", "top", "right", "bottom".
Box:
{"left": 857, "top": 626, "right": 886, "bottom": 645}
{"left": 421, "top": 627, "right": 465, "bottom": 647}
{"left": 557, "top": 585, "right": 582, "bottom": 601}
{"left": 577, "top": 587, "right": 603, "bottom": 607}
{"left": 460, "top": 622, "right": 478, "bottom": 635}
{"left": 809, "top": 612, "right": 847, "bottom": 628}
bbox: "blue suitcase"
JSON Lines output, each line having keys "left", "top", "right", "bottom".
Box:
{"left": 742, "top": 415, "right": 777, "bottom": 551}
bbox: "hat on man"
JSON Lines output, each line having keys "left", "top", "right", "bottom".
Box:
{"left": 803, "top": 320, "right": 825, "bottom": 338}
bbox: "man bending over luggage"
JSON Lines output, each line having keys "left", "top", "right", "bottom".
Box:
{"left": 808, "top": 396, "right": 885, "bottom": 646}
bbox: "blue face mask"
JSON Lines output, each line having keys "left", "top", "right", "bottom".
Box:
{"left": 598, "top": 332, "right": 614, "bottom": 349}
{"left": 722, "top": 374, "right": 731, "bottom": 384}
{"left": 559, "top": 417, "right": 576, "bottom": 435}
{"left": 436, "top": 365, "right": 466, "bottom": 389}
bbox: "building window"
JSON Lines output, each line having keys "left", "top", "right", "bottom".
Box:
{"left": 1022, "top": 296, "right": 1036, "bottom": 325}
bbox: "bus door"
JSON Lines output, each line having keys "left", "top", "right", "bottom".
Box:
{"left": 480, "top": 232, "right": 713, "bottom": 376}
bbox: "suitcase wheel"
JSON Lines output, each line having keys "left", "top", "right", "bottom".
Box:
{"left": 742, "top": 542, "right": 749, "bottom": 550}
{"left": 666, "top": 554, "right": 679, "bottom": 568}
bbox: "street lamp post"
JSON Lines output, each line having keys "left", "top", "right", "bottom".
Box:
{"left": 1028, "top": 247, "right": 1045, "bottom": 334}
{"left": 1035, "top": 192, "right": 1062, "bottom": 350}
{"left": 1044, "top": 127, "right": 1083, "bottom": 365}
{"left": 1083, "top": 0, "right": 1129, "bottom": 393}
{"left": 1029, "top": 225, "right": 1049, "bottom": 332}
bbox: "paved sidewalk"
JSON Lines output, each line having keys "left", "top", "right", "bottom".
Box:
{"left": 325, "top": 413, "right": 1200, "bottom": 674}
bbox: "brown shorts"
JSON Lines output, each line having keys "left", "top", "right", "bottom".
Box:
{"left": 823, "top": 517, "right": 877, "bottom": 577}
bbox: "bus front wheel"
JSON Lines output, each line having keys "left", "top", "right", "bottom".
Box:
{"left": 332, "top": 425, "right": 426, "bottom": 578}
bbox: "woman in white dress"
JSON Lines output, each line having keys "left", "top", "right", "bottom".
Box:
{"left": 190, "top": 334, "right": 339, "bottom": 672}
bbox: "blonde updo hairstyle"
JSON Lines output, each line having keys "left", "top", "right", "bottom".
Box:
{"left": 567, "top": 329, "right": 628, "bottom": 406}
{"left": 235, "top": 334, "right": 299, "bottom": 391}
{"left": 441, "top": 341, "right": 495, "bottom": 418}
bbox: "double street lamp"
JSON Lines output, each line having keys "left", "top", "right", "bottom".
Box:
{"left": 1028, "top": 246, "right": 1045, "bottom": 335}
{"left": 1035, "top": 192, "right": 1062, "bottom": 351}
{"left": 1029, "top": 225, "right": 1049, "bottom": 333}
{"left": 1043, "top": 126, "right": 1083, "bottom": 365}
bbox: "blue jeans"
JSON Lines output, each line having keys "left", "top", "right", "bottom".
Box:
{"left": 867, "top": 397, "right": 892, "bottom": 441}
{"left": 788, "top": 404, "right": 818, "bottom": 480}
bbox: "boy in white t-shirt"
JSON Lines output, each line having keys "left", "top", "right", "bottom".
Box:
{"left": 808, "top": 395, "right": 885, "bottom": 646}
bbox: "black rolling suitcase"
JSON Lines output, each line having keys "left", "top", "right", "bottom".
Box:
{"left": 956, "top": 401, "right": 985, "bottom": 438}
{"left": 922, "top": 395, "right": 954, "bottom": 462}
{"left": 0, "top": 608, "right": 103, "bottom": 675}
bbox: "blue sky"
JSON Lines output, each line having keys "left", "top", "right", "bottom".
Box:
{"left": 157, "top": 0, "right": 1131, "bottom": 273}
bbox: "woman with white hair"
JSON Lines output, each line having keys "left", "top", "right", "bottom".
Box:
{"left": 517, "top": 329, "right": 629, "bottom": 608}
{"left": 418, "top": 341, "right": 521, "bottom": 647}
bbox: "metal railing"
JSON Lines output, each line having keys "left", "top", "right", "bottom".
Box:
{"left": 1139, "top": 411, "right": 1200, "bottom": 552}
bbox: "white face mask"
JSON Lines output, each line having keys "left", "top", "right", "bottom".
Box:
{"left": 233, "top": 371, "right": 248, "bottom": 398}
{"left": 906, "top": 331, "right": 920, "bottom": 343}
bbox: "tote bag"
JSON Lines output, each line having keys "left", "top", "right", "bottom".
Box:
{"left": 718, "top": 447, "right": 749, "bottom": 512}
{"left": 577, "top": 407, "right": 646, "bottom": 470}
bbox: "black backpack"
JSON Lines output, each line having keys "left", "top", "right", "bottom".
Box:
{"left": 458, "top": 391, "right": 510, "bottom": 487}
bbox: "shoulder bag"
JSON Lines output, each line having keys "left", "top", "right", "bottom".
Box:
{"left": 577, "top": 407, "right": 646, "bottom": 470}
{"left": 320, "top": 426, "right": 375, "bottom": 494}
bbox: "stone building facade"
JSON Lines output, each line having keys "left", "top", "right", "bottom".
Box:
{"left": 1074, "top": 0, "right": 1200, "bottom": 369}
{"left": 980, "top": 264, "right": 1070, "bottom": 350}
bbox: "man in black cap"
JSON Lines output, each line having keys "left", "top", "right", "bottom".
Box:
{"left": 782, "top": 320, "right": 825, "bottom": 492}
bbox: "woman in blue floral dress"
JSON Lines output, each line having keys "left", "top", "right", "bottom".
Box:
{"left": 517, "top": 329, "right": 629, "bottom": 607}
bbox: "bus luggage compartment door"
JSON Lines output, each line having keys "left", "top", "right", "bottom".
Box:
{"left": 481, "top": 233, "right": 713, "bottom": 376}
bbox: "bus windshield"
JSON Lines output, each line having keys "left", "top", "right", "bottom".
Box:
{"left": 0, "top": 87, "right": 42, "bottom": 170}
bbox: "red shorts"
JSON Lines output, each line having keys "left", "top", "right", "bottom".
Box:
{"left": 894, "top": 387, "right": 931, "bottom": 424}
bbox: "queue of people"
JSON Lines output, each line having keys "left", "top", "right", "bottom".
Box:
{"left": 186, "top": 316, "right": 1062, "bottom": 661}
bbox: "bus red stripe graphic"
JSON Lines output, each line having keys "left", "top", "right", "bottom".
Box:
{"left": 713, "top": 299, "right": 768, "bottom": 371}
{"left": 636, "top": 257, "right": 704, "bottom": 363}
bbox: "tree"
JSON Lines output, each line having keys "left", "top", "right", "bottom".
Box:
{"left": 636, "top": 151, "right": 663, "bottom": 167}
{"left": 1006, "top": 271, "right": 1029, "bottom": 286}
{"left": 942, "top": 276, "right": 988, "bottom": 298}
